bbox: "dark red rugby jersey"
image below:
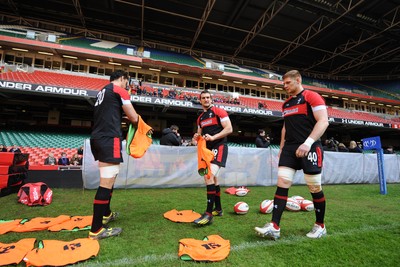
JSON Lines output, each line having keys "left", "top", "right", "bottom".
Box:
{"left": 197, "top": 106, "right": 230, "bottom": 148}
{"left": 91, "top": 83, "right": 131, "bottom": 139}
{"left": 282, "top": 89, "right": 326, "bottom": 145}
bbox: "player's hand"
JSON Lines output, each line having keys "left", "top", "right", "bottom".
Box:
{"left": 193, "top": 133, "right": 200, "bottom": 140}
{"left": 296, "top": 144, "right": 310, "bottom": 158}
{"left": 204, "top": 134, "right": 214, "bottom": 141}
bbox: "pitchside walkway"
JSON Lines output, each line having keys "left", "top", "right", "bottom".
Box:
{"left": 0, "top": 130, "right": 270, "bottom": 167}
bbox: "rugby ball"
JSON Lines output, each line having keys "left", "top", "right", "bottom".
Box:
{"left": 235, "top": 188, "right": 248, "bottom": 197}
{"left": 234, "top": 201, "right": 249, "bottom": 214}
{"left": 291, "top": 195, "right": 305, "bottom": 204}
{"left": 300, "top": 199, "right": 314, "bottom": 211}
{"left": 285, "top": 197, "right": 301, "bottom": 211}
{"left": 260, "top": 199, "right": 274, "bottom": 214}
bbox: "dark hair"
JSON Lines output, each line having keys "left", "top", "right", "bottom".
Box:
{"left": 200, "top": 90, "right": 212, "bottom": 98}
{"left": 110, "top": 70, "right": 129, "bottom": 82}
{"left": 258, "top": 129, "right": 265, "bottom": 135}
{"left": 170, "top": 125, "right": 179, "bottom": 131}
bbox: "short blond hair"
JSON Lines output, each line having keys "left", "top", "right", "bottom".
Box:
{"left": 283, "top": 70, "right": 302, "bottom": 81}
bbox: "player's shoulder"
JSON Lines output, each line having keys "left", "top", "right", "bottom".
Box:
{"left": 303, "top": 89, "right": 324, "bottom": 101}
{"left": 212, "top": 105, "right": 228, "bottom": 116}
{"left": 303, "top": 89, "right": 322, "bottom": 97}
{"left": 112, "top": 84, "right": 130, "bottom": 97}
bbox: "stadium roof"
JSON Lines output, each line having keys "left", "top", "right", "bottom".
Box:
{"left": 1, "top": 0, "right": 399, "bottom": 81}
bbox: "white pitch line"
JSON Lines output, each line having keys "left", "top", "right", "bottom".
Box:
{"left": 81, "top": 223, "right": 399, "bottom": 267}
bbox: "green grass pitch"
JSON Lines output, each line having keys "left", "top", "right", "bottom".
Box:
{"left": 1, "top": 184, "right": 399, "bottom": 266}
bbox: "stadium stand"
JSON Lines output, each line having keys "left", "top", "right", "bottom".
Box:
{"left": 326, "top": 107, "right": 393, "bottom": 124}
{"left": 1, "top": 69, "right": 397, "bottom": 127}
{"left": 303, "top": 78, "right": 399, "bottom": 100}
{"left": 145, "top": 48, "right": 204, "bottom": 68}
{"left": 58, "top": 37, "right": 137, "bottom": 56}
{"left": 0, "top": 27, "right": 398, "bottom": 104}
{"left": 0, "top": 130, "right": 88, "bottom": 166}
{"left": 0, "top": 70, "right": 108, "bottom": 90}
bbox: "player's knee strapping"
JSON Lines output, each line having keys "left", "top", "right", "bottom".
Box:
{"left": 278, "top": 167, "right": 296, "bottom": 182}
{"left": 99, "top": 165, "right": 120, "bottom": 179}
{"left": 304, "top": 173, "right": 322, "bottom": 192}
{"left": 210, "top": 164, "right": 221, "bottom": 177}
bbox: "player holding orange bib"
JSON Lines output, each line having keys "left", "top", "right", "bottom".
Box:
{"left": 192, "top": 90, "right": 232, "bottom": 226}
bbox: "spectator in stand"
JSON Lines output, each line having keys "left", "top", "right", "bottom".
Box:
{"left": 58, "top": 152, "right": 70, "bottom": 166}
{"left": 136, "top": 86, "right": 142, "bottom": 95}
{"left": 44, "top": 152, "right": 57, "bottom": 165}
{"left": 323, "top": 138, "right": 338, "bottom": 152}
{"left": 258, "top": 102, "right": 264, "bottom": 109}
{"left": 182, "top": 138, "right": 195, "bottom": 146}
{"left": 9, "top": 144, "right": 21, "bottom": 153}
{"left": 0, "top": 144, "right": 7, "bottom": 152}
{"left": 70, "top": 153, "right": 81, "bottom": 166}
{"left": 384, "top": 146, "right": 394, "bottom": 154}
{"left": 348, "top": 141, "right": 362, "bottom": 153}
{"left": 255, "top": 129, "right": 271, "bottom": 148}
{"left": 168, "top": 88, "right": 176, "bottom": 99}
{"left": 337, "top": 143, "right": 349, "bottom": 152}
{"left": 77, "top": 146, "right": 84, "bottom": 155}
{"left": 141, "top": 86, "right": 147, "bottom": 96}
{"left": 160, "top": 125, "right": 182, "bottom": 146}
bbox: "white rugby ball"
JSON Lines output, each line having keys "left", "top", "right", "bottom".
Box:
{"left": 260, "top": 199, "right": 274, "bottom": 214}
{"left": 234, "top": 201, "right": 249, "bottom": 214}
{"left": 286, "top": 197, "right": 301, "bottom": 211}
{"left": 300, "top": 199, "right": 314, "bottom": 211}
{"left": 291, "top": 195, "right": 305, "bottom": 204}
{"left": 235, "top": 188, "right": 248, "bottom": 197}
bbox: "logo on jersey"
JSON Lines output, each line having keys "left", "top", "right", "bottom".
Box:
{"left": 94, "top": 89, "right": 106, "bottom": 106}
{"left": 297, "top": 97, "right": 303, "bottom": 104}
{"left": 201, "top": 119, "right": 214, "bottom": 127}
{"left": 282, "top": 107, "right": 299, "bottom": 116}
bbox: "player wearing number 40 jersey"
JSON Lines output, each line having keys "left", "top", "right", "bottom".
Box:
{"left": 255, "top": 70, "right": 329, "bottom": 240}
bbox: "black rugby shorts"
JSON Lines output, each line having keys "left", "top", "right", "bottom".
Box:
{"left": 90, "top": 137, "right": 123, "bottom": 163}
{"left": 279, "top": 142, "right": 323, "bottom": 174}
{"left": 210, "top": 143, "right": 228, "bottom": 168}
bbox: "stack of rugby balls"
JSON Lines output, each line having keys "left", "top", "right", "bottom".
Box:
{"left": 287, "top": 195, "right": 314, "bottom": 211}
{"left": 285, "top": 197, "right": 301, "bottom": 211}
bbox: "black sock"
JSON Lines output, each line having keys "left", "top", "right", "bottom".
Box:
{"left": 91, "top": 186, "right": 111, "bottom": 233}
{"left": 214, "top": 185, "right": 222, "bottom": 211}
{"left": 206, "top": 184, "right": 216, "bottom": 214}
{"left": 105, "top": 187, "right": 114, "bottom": 217}
{"left": 271, "top": 187, "right": 289, "bottom": 227}
{"left": 312, "top": 191, "right": 326, "bottom": 225}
